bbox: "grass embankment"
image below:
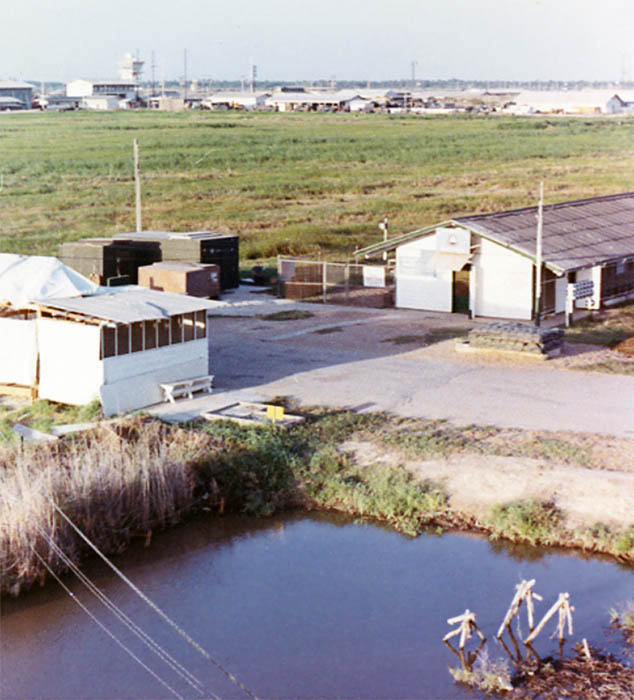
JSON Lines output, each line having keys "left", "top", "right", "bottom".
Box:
{"left": 564, "top": 303, "right": 634, "bottom": 374}
{"left": 0, "top": 398, "right": 103, "bottom": 443}
{"left": 2, "top": 409, "right": 633, "bottom": 596}
{"left": 2, "top": 111, "right": 634, "bottom": 261}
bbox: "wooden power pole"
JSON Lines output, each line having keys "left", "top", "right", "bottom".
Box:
{"left": 534, "top": 182, "right": 544, "bottom": 326}
{"left": 133, "top": 139, "right": 142, "bottom": 232}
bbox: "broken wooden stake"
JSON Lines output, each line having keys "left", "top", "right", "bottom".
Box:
{"left": 496, "top": 579, "right": 543, "bottom": 639}
{"left": 524, "top": 592, "right": 574, "bottom": 645}
{"left": 443, "top": 609, "right": 486, "bottom": 650}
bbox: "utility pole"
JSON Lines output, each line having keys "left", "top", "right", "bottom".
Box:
{"left": 133, "top": 139, "right": 142, "bottom": 233}
{"left": 151, "top": 50, "right": 156, "bottom": 97}
{"left": 183, "top": 49, "right": 188, "bottom": 103}
{"left": 534, "top": 182, "right": 544, "bottom": 326}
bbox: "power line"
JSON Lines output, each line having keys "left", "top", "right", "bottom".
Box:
{"left": 31, "top": 547, "right": 185, "bottom": 700}
{"left": 36, "top": 525, "right": 212, "bottom": 699}
{"left": 49, "top": 498, "right": 259, "bottom": 700}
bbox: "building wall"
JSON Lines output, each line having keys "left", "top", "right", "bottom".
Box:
{"left": 395, "top": 235, "right": 453, "bottom": 312}
{"left": 100, "top": 338, "right": 209, "bottom": 416}
{"left": 0, "top": 87, "right": 32, "bottom": 107}
{"left": 37, "top": 319, "right": 103, "bottom": 405}
{"left": 0, "top": 318, "right": 37, "bottom": 386}
{"left": 66, "top": 80, "right": 94, "bottom": 97}
{"left": 472, "top": 238, "right": 534, "bottom": 319}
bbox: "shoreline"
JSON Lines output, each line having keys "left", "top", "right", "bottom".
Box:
{"left": 1, "top": 410, "right": 633, "bottom": 599}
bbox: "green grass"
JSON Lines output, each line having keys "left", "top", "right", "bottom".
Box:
{"left": 488, "top": 500, "right": 563, "bottom": 546}
{"left": 564, "top": 303, "right": 634, "bottom": 347}
{"left": 2, "top": 111, "right": 634, "bottom": 262}
{"left": 0, "top": 399, "right": 103, "bottom": 442}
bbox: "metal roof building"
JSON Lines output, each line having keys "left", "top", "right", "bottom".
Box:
{"left": 355, "top": 193, "right": 634, "bottom": 320}
{"left": 0, "top": 80, "right": 34, "bottom": 108}
{"left": 454, "top": 192, "right": 634, "bottom": 274}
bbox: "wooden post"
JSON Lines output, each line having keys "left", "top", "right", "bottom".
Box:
{"left": 534, "top": 182, "right": 543, "bottom": 326}
{"left": 322, "top": 261, "right": 328, "bottom": 304}
{"left": 133, "top": 138, "right": 142, "bottom": 233}
{"left": 496, "top": 579, "right": 542, "bottom": 639}
{"left": 524, "top": 592, "right": 573, "bottom": 645}
{"left": 444, "top": 609, "right": 485, "bottom": 650}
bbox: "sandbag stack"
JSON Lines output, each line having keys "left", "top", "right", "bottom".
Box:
{"left": 468, "top": 322, "right": 563, "bottom": 356}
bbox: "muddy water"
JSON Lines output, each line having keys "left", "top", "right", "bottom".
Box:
{"left": 1, "top": 513, "right": 632, "bottom": 700}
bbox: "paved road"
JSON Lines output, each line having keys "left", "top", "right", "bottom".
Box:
{"left": 150, "top": 290, "right": 634, "bottom": 437}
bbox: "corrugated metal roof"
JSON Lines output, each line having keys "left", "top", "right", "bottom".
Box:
{"left": 37, "top": 287, "right": 217, "bottom": 324}
{"left": 454, "top": 192, "right": 634, "bottom": 273}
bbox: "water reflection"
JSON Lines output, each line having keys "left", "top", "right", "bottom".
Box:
{"left": 1, "top": 512, "right": 632, "bottom": 700}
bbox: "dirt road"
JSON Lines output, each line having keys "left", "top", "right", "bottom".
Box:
{"left": 201, "top": 294, "right": 634, "bottom": 438}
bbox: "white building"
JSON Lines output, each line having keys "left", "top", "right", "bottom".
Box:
{"left": 0, "top": 255, "right": 215, "bottom": 416}
{"left": 355, "top": 193, "right": 634, "bottom": 320}
{"left": 81, "top": 95, "right": 120, "bottom": 110}
{"left": 201, "top": 91, "right": 269, "bottom": 110}
{"left": 66, "top": 79, "right": 137, "bottom": 101}
{"left": 606, "top": 92, "right": 634, "bottom": 113}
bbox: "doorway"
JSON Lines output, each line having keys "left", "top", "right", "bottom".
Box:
{"left": 452, "top": 267, "right": 470, "bottom": 314}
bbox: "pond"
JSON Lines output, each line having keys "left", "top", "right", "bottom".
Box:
{"left": 1, "top": 512, "right": 632, "bottom": 699}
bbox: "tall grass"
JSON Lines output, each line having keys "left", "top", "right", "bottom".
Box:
{"left": 0, "top": 419, "right": 211, "bottom": 595}
{"left": 2, "top": 111, "right": 633, "bottom": 261}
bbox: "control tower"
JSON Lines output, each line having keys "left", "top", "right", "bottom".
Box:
{"left": 118, "top": 52, "right": 144, "bottom": 82}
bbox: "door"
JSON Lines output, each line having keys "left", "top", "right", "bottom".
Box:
{"left": 452, "top": 268, "right": 470, "bottom": 314}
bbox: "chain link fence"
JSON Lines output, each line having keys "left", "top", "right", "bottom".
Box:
{"left": 277, "top": 257, "right": 394, "bottom": 308}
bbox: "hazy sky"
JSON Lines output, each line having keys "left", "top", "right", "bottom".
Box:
{"left": 4, "top": 0, "right": 634, "bottom": 82}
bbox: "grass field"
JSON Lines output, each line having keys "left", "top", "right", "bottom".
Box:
{"left": 1, "top": 110, "right": 634, "bottom": 261}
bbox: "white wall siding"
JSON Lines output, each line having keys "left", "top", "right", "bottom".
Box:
{"left": 0, "top": 319, "right": 37, "bottom": 386}
{"left": 473, "top": 238, "right": 533, "bottom": 319}
{"left": 100, "top": 338, "right": 208, "bottom": 416}
{"left": 555, "top": 276, "right": 568, "bottom": 313}
{"left": 395, "top": 235, "right": 453, "bottom": 311}
{"left": 37, "top": 320, "right": 103, "bottom": 405}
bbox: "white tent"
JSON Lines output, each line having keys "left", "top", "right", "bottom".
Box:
{"left": 0, "top": 254, "right": 99, "bottom": 308}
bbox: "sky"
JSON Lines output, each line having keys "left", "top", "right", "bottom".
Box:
{"left": 3, "top": 0, "right": 634, "bottom": 83}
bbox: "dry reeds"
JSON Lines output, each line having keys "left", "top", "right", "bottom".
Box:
{"left": 0, "top": 418, "right": 212, "bottom": 596}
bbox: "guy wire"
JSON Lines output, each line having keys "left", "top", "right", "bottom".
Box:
{"left": 36, "top": 525, "right": 213, "bottom": 699}
{"left": 31, "top": 547, "right": 185, "bottom": 700}
{"left": 48, "top": 498, "right": 260, "bottom": 700}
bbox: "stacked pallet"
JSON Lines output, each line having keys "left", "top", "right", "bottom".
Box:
{"left": 468, "top": 322, "right": 563, "bottom": 356}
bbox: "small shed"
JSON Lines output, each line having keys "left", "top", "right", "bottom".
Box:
{"left": 355, "top": 193, "right": 634, "bottom": 320}
{"left": 1, "top": 255, "right": 215, "bottom": 416}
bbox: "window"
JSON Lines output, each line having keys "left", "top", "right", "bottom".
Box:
{"left": 183, "top": 312, "right": 195, "bottom": 342}
{"left": 195, "top": 310, "right": 207, "bottom": 339}
{"left": 144, "top": 320, "right": 157, "bottom": 349}
{"left": 170, "top": 315, "right": 183, "bottom": 344}
{"left": 131, "top": 322, "right": 143, "bottom": 352}
{"left": 158, "top": 319, "right": 170, "bottom": 347}
{"left": 101, "top": 326, "right": 116, "bottom": 359}
{"left": 117, "top": 325, "right": 129, "bottom": 355}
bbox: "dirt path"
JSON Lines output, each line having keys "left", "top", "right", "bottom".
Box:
{"left": 345, "top": 439, "right": 634, "bottom": 531}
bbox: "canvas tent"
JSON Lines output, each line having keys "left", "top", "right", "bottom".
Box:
{"left": 0, "top": 254, "right": 215, "bottom": 416}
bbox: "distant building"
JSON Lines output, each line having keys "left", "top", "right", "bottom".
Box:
{"left": 606, "top": 92, "right": 634, "bottom": 113}
{"left": 200, "top": 91, "right": 269, "bottom": 111}
{"left": 66, "top": 79, "right": 137, "bottom": 101}
{"left": 0, "top": 80, "right": 35, "bottom": 108}
{"left": 81, "top": 95, "right": 120, "bottom": 110}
